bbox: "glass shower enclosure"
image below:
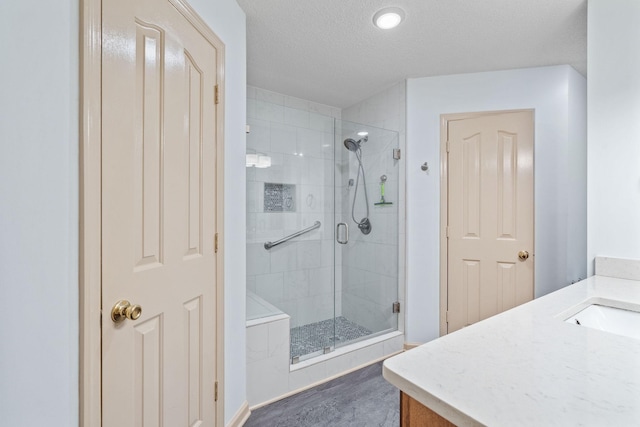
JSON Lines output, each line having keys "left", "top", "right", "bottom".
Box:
{"left": 246, "top": 108, "right": 399, "bottom": 363}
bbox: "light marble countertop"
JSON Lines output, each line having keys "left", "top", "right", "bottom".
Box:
{"left": 383, "top": 275, "right": 640, "bottom": 426}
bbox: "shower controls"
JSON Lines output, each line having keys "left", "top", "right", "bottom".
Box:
{"left": 336, "top": 222, "right": 349, "bottom": 244}
{"left": 358, "top": 217, "right": 372, "bottom": 235}
{"left": 344, "top": 135, "right": 372, "bottom": 235}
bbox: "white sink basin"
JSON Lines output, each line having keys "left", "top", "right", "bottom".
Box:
{"left": 563, "top": 298, "right": 640, "bottom": 340}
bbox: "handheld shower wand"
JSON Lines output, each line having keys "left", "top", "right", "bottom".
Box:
{"left": 343, "top": 136, "right": 372, "bottom": 235}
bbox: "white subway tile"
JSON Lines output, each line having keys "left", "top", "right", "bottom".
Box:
{"left": 321, "top": 132, "right": 335, "bottom": 159}
{"left": 247, "top": 213, "right": 257, "bottom": 242}
{"left": 246, "top": 85, "right": 257, "bottom": 99}
{"left": 256, "top": 88, "right": 285, "bottom": 105}
{"left": 309, "top": 112, "right": 334, "bottom": 133}
{"left": 247, "top": 242, "right": 270, "bottom": 276}
{"left": 246, "top": 119, "right": 270, "bottom": 152}
{"left": 308, "top": 102, "right": 335, "bottom": 118}
{"left": 283, "top": 269, "right": 310, "bottom": 300}
{"left": 256, "top": 100, "right": 284, "bottom": 123}
{"left": 255, "top": 272, "right": 284, "bottom": 303}
{"left": 284, "top": 106, "right": 310, "bottom": 128}
{"left": 246, "top": 163, "right": 256, "bottom": 181}
{"left": 270, "top": 243, "right": 298, "bottom": 273}
{"left": 284, "top": 95, "right": 310, "bottom": 111}
{"left": 288, "top": 361, "right": 327, "bottom": 392}
{"left": 309, "top": 266, "right": 333, "bottom": 296}
{"left": 299, "top": 185, "right": 323, "bottom": 213}
{"left": 297, "top": 128, "right": 324, "bottom": 158}
{"left": 246, "top": 275, "right": 257, "bottom": 293}
{"left": 297, "top": 240, "right": 322, "bottom": 269}
{"left": 383, "top": 334, "right": 404, "bottom": 356}
{"left": 247, "top": 98, "right": 257, "bottom": 119}
{"left": 268, "top": 319, "right": 290, "bottom": 358}
{"left": 246, "top": 323, "right": 269, "bottom": 363}
{"left": 246, "top": 181, "right": 260, "bottom": 213}
{"left": 270, "top": 122, "right": 297, "bottom": 155}
{"left": 247, "top": 356, "right": 289, "bottom": 406}
{"left": 321, "top": 239, "right": 335, "bottom": 267}
{"left": 254, "top": 152, "right": 284, "bottom": 183}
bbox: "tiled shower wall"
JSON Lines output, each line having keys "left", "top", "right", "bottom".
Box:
{"left": 341, "top": 82, "right": 407, "bottom": 335}
{"left": 246, "top": 86, "right": 342, "bottom": 328}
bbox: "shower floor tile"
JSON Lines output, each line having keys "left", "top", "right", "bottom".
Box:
{"left": 290, "top": 316, "right": 372, "bottom": 359}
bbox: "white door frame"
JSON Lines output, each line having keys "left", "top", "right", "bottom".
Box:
{"left": 79, "top": 0, "right": 226, "bottom": 424}
{"left": 439, "top": 110, "right": 534, "bottom": 336}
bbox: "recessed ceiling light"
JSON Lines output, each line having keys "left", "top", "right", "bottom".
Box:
{"left": 373, "top": 7, "right": 405, "bottom": 30}
{"left": 357, "top": 131, "right": 369, "bottom": 137}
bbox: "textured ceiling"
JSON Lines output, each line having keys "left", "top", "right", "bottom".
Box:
{"left": 237, "top": 0, "right": 587, "bottom": 108}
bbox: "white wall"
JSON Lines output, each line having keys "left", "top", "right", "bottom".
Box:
{"left": 187, "top": 0, "right": 247, "bottom": 422}
{"left": 406, "top": 66, "right": 587, "bottom": 343}
{"left": 587, "top": 0, "right": 640, "bottom": 275}
{"left": 0, "top": 0, "right": 79, "bottom": 425}
{"left": 568, "top": 69, "right": 588, "bottom": 282}
{"left": 0, "top": 0, "right": 247, "bottom": 425}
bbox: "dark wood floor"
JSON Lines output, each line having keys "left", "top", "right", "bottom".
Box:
{"left": 245, "top": 361, "right": 399, "bottom": 427}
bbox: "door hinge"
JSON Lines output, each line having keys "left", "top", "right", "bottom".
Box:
{"left": 214, "top": 84, "right": 220, "bottom": 105}
{"left": 392, "top": 301, "right": 400, "bottom": 313}
{"left": 446, "top": 141, "right": 450, "bottom": 153}
{"left": 214, "top": 381, "right": 219, "bottom": 402}
{"left": 214, "top": 233, "right": 219, "bottom": 253}
{"left": 445, "top": 311, "right": 449, "bottom": 323}
{"left": 446, "top": 226, "right": 450, "bottom": 238}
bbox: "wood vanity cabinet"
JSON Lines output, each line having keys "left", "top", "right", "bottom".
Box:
{"left": 400, "top": 392, "right": 457, "bottom": 427}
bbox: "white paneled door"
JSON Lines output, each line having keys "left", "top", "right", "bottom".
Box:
{"left": 446, "top": 111, "right": 534, "bottom": 334}
{"left": 101, "top": 0, "right": 221, "bottom": 425}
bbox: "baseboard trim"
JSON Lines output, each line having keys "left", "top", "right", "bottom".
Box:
{"left": 403, "top": 342, "right": 423, "bottom": 351}
{"left": 226, "top": 400, "right": 250, "bottom": 427}
{"left": 249, "top": 350, "right": 403, "bottom": 411}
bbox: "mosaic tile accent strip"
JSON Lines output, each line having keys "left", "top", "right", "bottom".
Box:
{"left": 264, "top": 182, "right": 296, "bottom": 212}
{"left": 290, "top": 316, "right": 372, "bottom": 359}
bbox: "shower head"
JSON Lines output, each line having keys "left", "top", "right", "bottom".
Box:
{"left": 343, "top": 138, "right": 360, "bottom": 152}
{"left": 343, "top": 136, "right": 368, "bottom": 152}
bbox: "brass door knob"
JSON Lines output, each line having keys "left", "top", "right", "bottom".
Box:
{"left": 111, "top": 300, "right": 143, "bottom": 323}
{"left": 518, "top": 250, "right": 530, "bottom": 261}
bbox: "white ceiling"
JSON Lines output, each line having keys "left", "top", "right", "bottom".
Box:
{"left": 236, "top": 0, "right": 587, "bottom": 109}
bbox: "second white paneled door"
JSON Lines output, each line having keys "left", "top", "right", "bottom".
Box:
{"left": 101, "top": 0, "right": 223, "bottom": 425}
{"left": 445, "top": 111, "right": 534, "bottom": 334}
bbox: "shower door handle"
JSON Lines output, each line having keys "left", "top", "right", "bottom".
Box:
{"left": 336, "top": 223, "right": 349, "bottom": 244}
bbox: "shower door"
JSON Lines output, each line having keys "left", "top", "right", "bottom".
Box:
{"left": 246, "top": 107, "right": 337, "bottom": 363}
{"left": 334, "top": 120, "right": 400, "bottom": 349}
{"left": 246, "top": 104, "right": 399, "bottom": 363}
